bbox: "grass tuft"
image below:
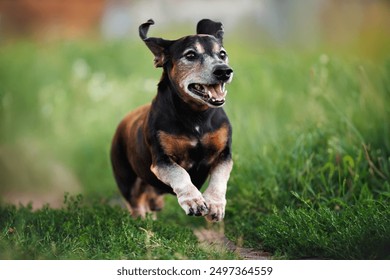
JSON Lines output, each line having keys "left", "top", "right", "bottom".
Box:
{"left": 257, "top": 201, "right": 390, "bottom": 259}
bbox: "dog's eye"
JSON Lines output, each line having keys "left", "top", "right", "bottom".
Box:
{"left": 219, "top": 50, "right": 227, "bottom": 60}
{"left": 184, "top": 51, "right": 197, "bottom": 60}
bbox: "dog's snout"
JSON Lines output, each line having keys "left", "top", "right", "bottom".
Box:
{"left": 213, "top": 66, "right": 233, "bottom": 82}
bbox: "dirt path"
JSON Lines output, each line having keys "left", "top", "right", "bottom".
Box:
{"left": 194, "top": 228, "right": 271, "bottom": 260}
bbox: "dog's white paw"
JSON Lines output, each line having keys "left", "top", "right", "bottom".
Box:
{"left": 177, "top": 189, "right": 209, "bottom": 216}
{"left": 203, "top": 194, "right": 226, "bottom": 222}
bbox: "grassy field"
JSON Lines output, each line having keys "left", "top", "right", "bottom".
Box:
{"left": 0, "top": 39, "right": 389, "bottom": 259}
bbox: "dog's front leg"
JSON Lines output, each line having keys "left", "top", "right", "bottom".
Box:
{"left": 151, "top": 162, "right": 209, "bottom": 216}
{"left": 203, "top": 159, "right": 233, "bottom": 222}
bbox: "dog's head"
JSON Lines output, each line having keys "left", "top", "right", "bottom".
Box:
{"left": 139, "top": 19, "right": 233, "bottom": 108}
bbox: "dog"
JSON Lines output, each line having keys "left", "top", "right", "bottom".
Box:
{"left": 110, "top": 19, "right": 233, "bottom": 222}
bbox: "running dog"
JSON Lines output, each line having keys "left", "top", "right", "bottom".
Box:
{"left": 110, "top": 19, "right": 233, "bottom": 222}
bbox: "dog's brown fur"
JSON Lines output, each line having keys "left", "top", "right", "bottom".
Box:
{"left": 110, "top": 19, "right": 233, "bottom": 221}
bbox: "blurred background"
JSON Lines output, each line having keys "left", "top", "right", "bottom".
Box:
{"left": 0, "top": 0, "right": 389, "bottom": 208}
{"left": 0, "top": 0, "right": 389, "bottom": 53}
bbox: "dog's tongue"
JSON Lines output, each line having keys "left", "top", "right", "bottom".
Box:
{"left": 206, "top": 84, "right": 225, "bottom": 100}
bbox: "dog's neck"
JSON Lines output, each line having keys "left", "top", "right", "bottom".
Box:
{"left": 156, "top": 73, "right": 218, "bottom": 129}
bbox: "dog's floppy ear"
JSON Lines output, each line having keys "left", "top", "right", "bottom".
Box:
{"left": 139, "top": 19, "right": 174, "bottom": 68}
{"left": 196, "top": 19, "right": 224, "bottom": 44}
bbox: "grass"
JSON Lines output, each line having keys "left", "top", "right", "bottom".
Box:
{"left": 0, "top": 38, "right": 389, "bottom": 259}
{"left": 0, "top": 195, "right": 234, "bottom": 259}
{"left": 257, "top": 201, "right": 390, "bottom": 259}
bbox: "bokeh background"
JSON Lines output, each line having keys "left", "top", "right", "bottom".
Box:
{"left": 0, "top": 0, "right": 389, "bottom": 208}
{"left": 1, "top": 0, "right": 389, "bottom": 54}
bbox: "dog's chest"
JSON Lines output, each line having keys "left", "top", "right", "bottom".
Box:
{"left": 158, "top": 124, "right": 229, "bottom": 169}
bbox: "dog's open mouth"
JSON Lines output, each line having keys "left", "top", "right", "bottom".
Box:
{"left": 188, "top": 83, "right": 226, "bottom": 107}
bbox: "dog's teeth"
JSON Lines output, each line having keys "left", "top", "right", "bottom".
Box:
{"left": 194, "top": 84, "right": 203, "bottom": 91}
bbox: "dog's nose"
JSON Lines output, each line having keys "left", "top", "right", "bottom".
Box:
{"left": 213, "top": 66, "right": 233, "bottom": 82}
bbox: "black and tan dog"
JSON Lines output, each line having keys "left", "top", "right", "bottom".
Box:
{"left": 110, "top": 19, "right": 233, "bottom": 222}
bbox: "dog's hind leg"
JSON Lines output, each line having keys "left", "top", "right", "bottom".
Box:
{"left": 111, "top": 139, "right": 164, "bottom": 218}
{"left": 110, "top": 137, "right": 138, "bottom": 208}
{"left": 129, "top": 179, "right": 165, "bottom": 219}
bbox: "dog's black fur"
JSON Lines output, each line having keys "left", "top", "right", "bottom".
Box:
{"left": 111, "top": 19, "right": 233, "bottom": 221}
